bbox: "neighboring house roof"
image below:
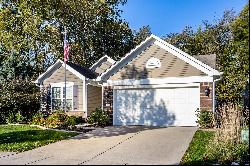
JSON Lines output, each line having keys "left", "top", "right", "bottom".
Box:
{"left": 193, "top": 54, "right": 217, "bottom": 69}
{"left": 34, "top": 59, "right": 97, "bottom": 84}
{"left": 90, "top": 55, "right": 115, "bottom": 76}
{"left": 96, "top": 34, "right": 221, "bottom": 81}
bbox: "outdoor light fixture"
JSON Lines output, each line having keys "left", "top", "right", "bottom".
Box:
{"left": 205, "top": 87, "right": 211, "bottom": 97}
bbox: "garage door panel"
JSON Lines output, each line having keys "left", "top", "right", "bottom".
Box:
{"left": 114, "top": 86, "right": 199, "bottom": 126}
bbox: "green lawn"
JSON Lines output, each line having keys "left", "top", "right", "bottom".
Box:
{"left": 0, "top": 125, "right": 78, "bottom": 152}
{"left": 180, "top": 130, "right": 215, "bottom": 165}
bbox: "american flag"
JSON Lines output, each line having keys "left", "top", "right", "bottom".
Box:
{"left": 64, "top": 37, "right": 70, "bottom": 62}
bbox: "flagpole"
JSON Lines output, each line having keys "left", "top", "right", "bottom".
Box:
{"left": 64, "top": 27, "right": 67, "bottom": 112}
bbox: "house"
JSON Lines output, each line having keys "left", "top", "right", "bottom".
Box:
{"left": 35, "top": 35, "right": 222, "bottom": 126}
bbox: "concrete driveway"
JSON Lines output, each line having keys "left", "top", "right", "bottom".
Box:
{"left": 0, "top": 126, "right": 197, "bottom": 165}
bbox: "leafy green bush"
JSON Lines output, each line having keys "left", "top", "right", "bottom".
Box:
{"left": 205, "top": 140, "right": 249, "bottom": 165}
{"left": 31, "top": 112, "right": 47, "bottom": 126}
{"left": 64, "top": 116, "right": 78, "bottom": 127}
{"left": 32, "top": 110, "right": 85, "bottom": 130}
{"left": 87, "top": 108, "right": 109, "bottom": 127}
{"left": 0, "top": 79, "right": 40, "bottom": 124}
{"left": 6, "top": 112, "right": 16, "bottom": 124}
{"left": 46, "top": 110, "right": 68, "bottom": 128}
{"left": 6, "top": 111, "right": 25, "bottom": 124}
{"left": 196, "top": 109, "right": 214, "bottom": 128}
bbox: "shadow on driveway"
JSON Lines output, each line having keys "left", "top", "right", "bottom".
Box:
{"left": 72, "top": 126, "right": 166, "bottom": 139}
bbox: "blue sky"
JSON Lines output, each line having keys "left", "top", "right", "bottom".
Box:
{"left": 120, "top": 0, "right": 248, "bottom": 37}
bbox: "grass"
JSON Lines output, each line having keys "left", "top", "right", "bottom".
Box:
{"left": 0, "top": 124, "right": 78, "bottom": 152}
{"left": 180, "top": 129, "right": 215, "bottom": 165}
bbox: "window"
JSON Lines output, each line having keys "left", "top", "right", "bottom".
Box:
{"left": 52, "top": 87, "right": 62, "bottom": 110}
{"left": 146, "top": 57, "right": 161, "bottom": 69}
{"left": 51, "top": 82, "right": 77, "bottom": 111}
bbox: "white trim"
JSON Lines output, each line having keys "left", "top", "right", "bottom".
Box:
{"left": 97, "top": 34, "right": 221, "bottom": 81}
{"left": 90, "top": 55, "right": 116, "bottom": 70}
{"left": 101, "top": 86, "right": 104, "bottom": 110}
{"left": 50, "top": 82, "right": 74, "bottom": 111}
{"left": 96, "top": 36, "right": 155, "bottom": 81}
{"left": 154, "top": 40, "right": 219, "bottom": 76}
{"left": 61, "top": 60, "right": 85, "bottom": 81}
{"left": 198, "top": 83, "right": 201, "bottom": 113}
{"left": 50, "top": 82, "right": 74, "bottom": 87}
{"left": 212, "top": 82, "right": 215, "bottom": 113}
{"left": 34, "top": 59, "right": 61, "bottom": 84}
{"left": 106, "top": 76, "right": 214, "bottom": 86}
{"left": 82, "top": 80, "right": 85, "bottom": 117}
{"left": 34, "top": 59, "right": 86, "bottom": 84}
{"left": 83, "top": 79, "right": 88, "bottom": 117}
{"left": 113, "top": 89, "right": 116, "bottom": 126}
{"left": 113, "top": 83, "right": 200, "bottom": 90}
{"left": 112, "top": 83, "right": 200, "bottom": 126}
{"left": 152, "top": 34, "right": 220, "bottom": 75}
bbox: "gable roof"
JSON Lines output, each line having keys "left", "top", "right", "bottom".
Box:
{"left": 34, "top": 59, "right": 97, "bottom": 84}
{"left": 109, "top": 44, "right": 207, "bottom": 80}
{"left": 96, "top": 34, "right": 221, "bottom": 81}
{"left": 90, "top": 55, "right": 115, "bottom": 76}
{"left": 67, "top": 62, "right": 98, "bottom": 79}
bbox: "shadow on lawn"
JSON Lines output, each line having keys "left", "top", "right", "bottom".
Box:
{"left": 0, "top": 130, "right": 75, "bottom": 144}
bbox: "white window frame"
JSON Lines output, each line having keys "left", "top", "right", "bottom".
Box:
{"left": 51, "top": 82, "right": 74, "bottom": 111}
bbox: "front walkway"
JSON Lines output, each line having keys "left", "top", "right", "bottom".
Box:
{"left": 0, "top": 126, "right": 197, "bottom": 165}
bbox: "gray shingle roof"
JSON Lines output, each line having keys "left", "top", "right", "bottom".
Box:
{"left": 193, "top": 54, "right": 217, "bottom": 69}
{"left": 66, "top": 62, "right": 98, "bottom": 79}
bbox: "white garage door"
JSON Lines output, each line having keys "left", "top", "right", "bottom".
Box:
{"left": 113, "top": 86, "right": 200, "bottom": 126}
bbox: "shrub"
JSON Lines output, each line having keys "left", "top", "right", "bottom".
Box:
{"left": 196, "top": 109, "right": 214, "bottom": 128}
{"left": 31, "top": 112, "right": 47, "bottom": 126}
{"left": 0, "top": 112, "right": 6, "bottom": 124}
{"left": 6, "top": 111, "right": 25, "bottom": 124}
{"left": 31, "top": 110, "right": 85, "bottom": 129}
{"left": 6, "top": 112, "right": 17, "bottom": 124}
{"left": 66, "top": 116, "right": 78, "bottom": 126}
{"left": 87, "top": 108, "right": 109, "bottom": 127}
{"left": 204, "top": 103, "right": 249, "bottom": 165}
{"left": 46, "top": 110, "right": 68, "bottom": 128}
{"left": 205, "top": 138, "right": 249, "bottom": 165}
{"left": 64, "top": 116, "right": 78, "bottom": 128}
{"left": 0, "top": 79, "right": 40, "bottom": 124}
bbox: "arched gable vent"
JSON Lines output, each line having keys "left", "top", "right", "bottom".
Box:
{"left": 146, "top": 57, "right": 161, "bottom": 69}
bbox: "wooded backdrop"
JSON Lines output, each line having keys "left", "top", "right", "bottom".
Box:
{"left": 0, "top": 0, "right": 248, "bottom": 123}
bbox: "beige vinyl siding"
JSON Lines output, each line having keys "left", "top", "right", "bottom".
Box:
{"left": 43, "top": 65, "right": 84, "bottom": 112}
{"left": 87, "top": 85, "right": 102, "bottom": 115}
{"left": 110, "top": 44, "right": 207, "bottom": 80}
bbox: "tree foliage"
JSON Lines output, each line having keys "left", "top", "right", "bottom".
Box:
{"left": 133, "top": 25, "right": 152, "bottom": 45}
{"left": 0, "top": 79, "right": 40, "bottom": 124}
{"left": 216, "top": 4, "right": 249, "bottom": 103}
{"left": 164, "top": 5, "right": 249, "bottom": 104}
{"left": 0, "top": 0, "right": 135, "bottom": 80}
{"left": 0, "top": 0, "right": 137, "bottom": 123}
